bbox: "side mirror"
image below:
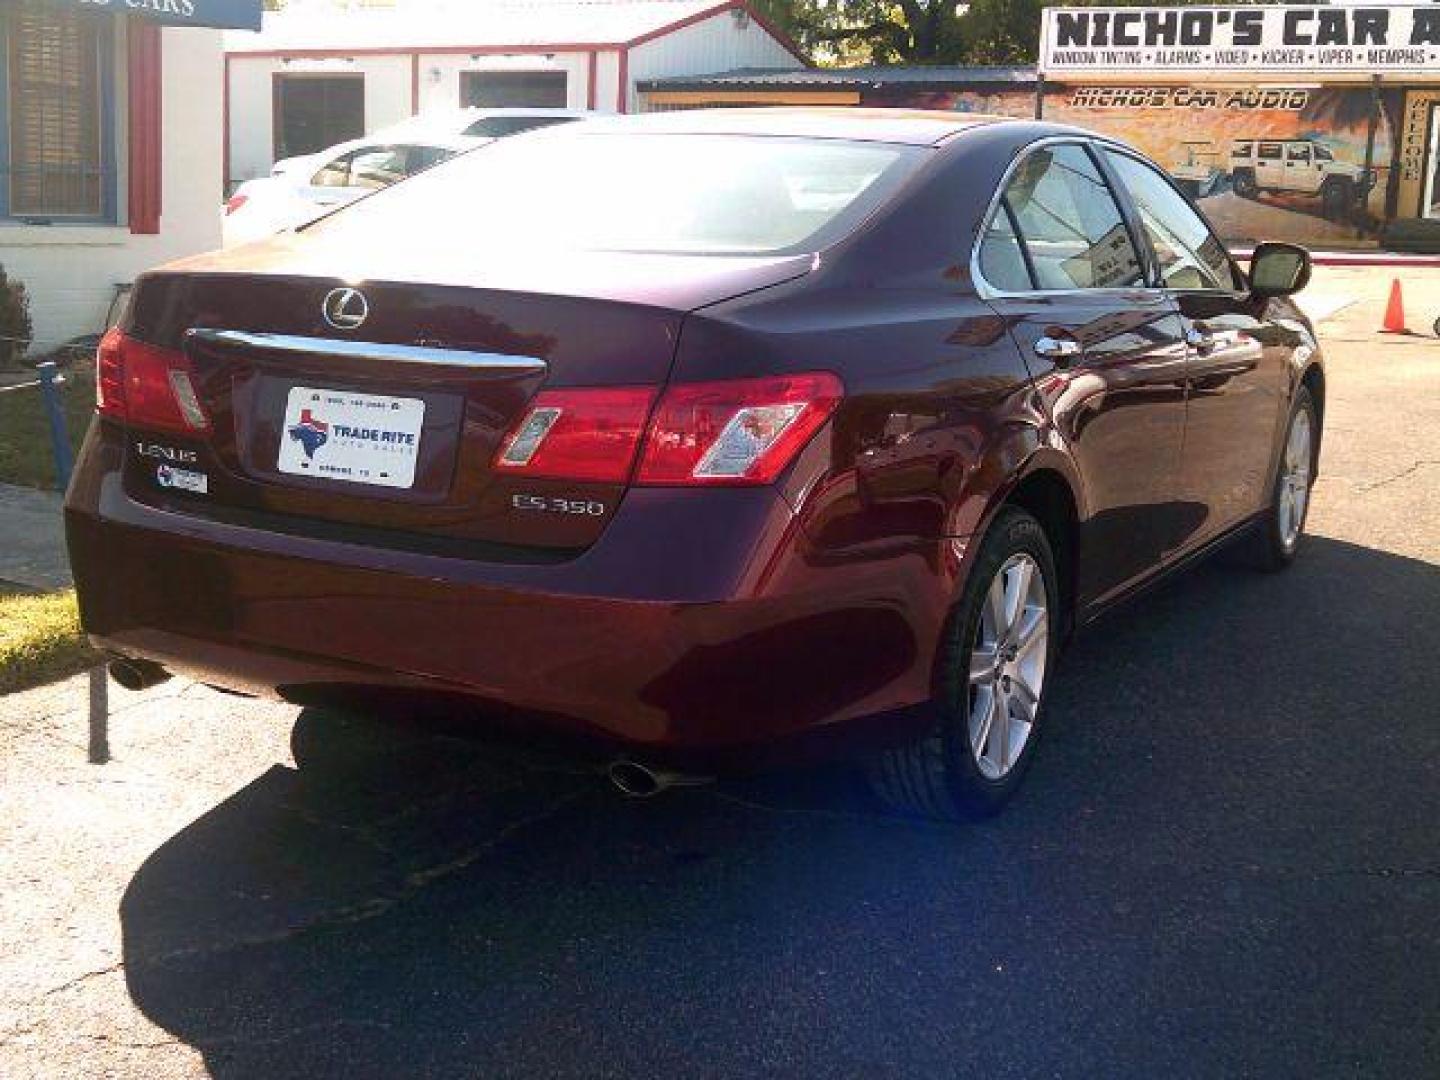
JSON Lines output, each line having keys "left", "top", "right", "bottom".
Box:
{"left": 1249, "top": 242, "right": 1312, "bottom": 298}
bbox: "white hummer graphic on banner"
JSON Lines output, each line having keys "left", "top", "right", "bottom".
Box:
{"left": 1228, "top": 139, "right": 1375, "bottom": 220}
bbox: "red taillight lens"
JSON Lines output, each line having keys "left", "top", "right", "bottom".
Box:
{"left": 495, "top": 387, "right": 657, "bottom": 483}
{"left": 494, "top": 373, "right": 842, "bottom": 487}
{"left": 636, "top": 373, "right": 842, "bottom": 486}
{"left": 223, "top": 193, "right": 249, "bottom": 216}
{"left": 96, "top": 327, "right": 127, "bottom": 418}
{"left": 93, "top": 328, "right": 210, "bottom": 434}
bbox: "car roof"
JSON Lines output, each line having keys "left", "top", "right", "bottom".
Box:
{"left": 564, "top": 108, "right": 1011, "bottom": 147}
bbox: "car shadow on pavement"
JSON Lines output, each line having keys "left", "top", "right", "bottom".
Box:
{"left": 118, "top": 536, "right": 1440, "bottom": 1078}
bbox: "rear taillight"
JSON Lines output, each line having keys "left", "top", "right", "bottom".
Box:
{"left": 496, "top": 387, "right": 657, "bottom": 483}
{"left": 636, "top": 373, "right": 842, "bottom": 485}
{"left": 223, "top": 193, "right": 248, "bottom": 216}
{"left": 493, "top": 372, "right": 842, "bottom": 487}
{"left": 94, "top": 327, "right": 210, "bottom": 434}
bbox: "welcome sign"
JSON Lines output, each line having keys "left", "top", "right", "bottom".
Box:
{"left": 54, "top": 0, "right": 262, "bottom": 30}
{"left": 1040, "top": 4, "right": 1440, "bottom": 76}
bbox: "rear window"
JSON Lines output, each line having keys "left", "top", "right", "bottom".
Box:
{"left": 307, "top": 132, "right": 924, "bottom": 255}
{"left": 462, "top": 115, "right": 578, "bottom": 138}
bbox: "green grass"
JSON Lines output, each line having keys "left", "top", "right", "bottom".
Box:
{"left": 0, "top": 366, "right": 95, "bottom": 490}
{"left": 0, "top": 588, "right": 97, "bottom": 695}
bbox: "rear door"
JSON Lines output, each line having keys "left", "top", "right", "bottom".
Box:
{"left": 1286, "top": 142, "right": 1319, "bottom": 194}
{"left": 976, "top": 140, "right": 1189, "bottom": 609}
{"left": 1099, "top": 148, "right": 1285, "bottom": 554}
{"left": 1256, "top": 142, "right": 1285, "bottom": 191}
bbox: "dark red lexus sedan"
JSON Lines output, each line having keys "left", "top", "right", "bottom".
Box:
{"left": 66, "top": 110, "right": 1322, "bottom": 818}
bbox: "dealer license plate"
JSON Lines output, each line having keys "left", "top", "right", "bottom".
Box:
{"left": 277, "top": 386, "right": 425, "bottom": 490}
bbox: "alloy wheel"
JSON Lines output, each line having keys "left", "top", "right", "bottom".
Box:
{"left": 1278, "top": 409, "right": 1313, "bottom": 549}
{"left": 967, "top": 553, "right": 1049, "bottom": 780}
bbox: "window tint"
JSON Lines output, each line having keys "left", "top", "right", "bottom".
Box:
{"left": 998, "top": 144, "right": 1144, "bottom": 290}
{"left": 1104, "top": 151, "right": 1240, "bottom": 291}
{"left": 978, "top": 201, "right": 1032, "bottom": 291}
{"left": 1314, "top": 144, "right": 1334, "bottom": 162}
{"left": 310, "top": 151, "right": 356, "bottom": 188}
{"left": 348, "top": 147, "right": 408, "bottom": 189}
{"left": 1287, "top": 144, "right": 1310, "bottom": 162}
{"left": 406, "top": 146, "right": 453, "bottom": 173}
{"left": 1258, "top": 143, "right": 1283, "bottom": 161}
{"left": 463, "top": 115, "right": 578, "bottom": 138}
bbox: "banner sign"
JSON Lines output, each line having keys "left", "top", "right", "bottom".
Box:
{"left": 56, "top": 0, "right": 262, "bottom": 30}
{"left": 1040, "top": 4, "right": 1440, "bottom": 77}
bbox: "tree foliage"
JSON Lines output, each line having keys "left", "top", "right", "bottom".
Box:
{"left": 754, "top": 0, "right": 1216, "bottom": 66}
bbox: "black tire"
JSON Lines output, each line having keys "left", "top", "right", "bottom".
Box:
{"left": 1244, "top": 386, "right": 1318, "bottom": 572}
{"left": 1232, "top": 170, "right": 1257, "bottom": 199}
{"left": 866, "top": 506, "right": 1060, "bottom": 821}
{"left": 1321, "top": 179, "right": 1352, "bottom": 222}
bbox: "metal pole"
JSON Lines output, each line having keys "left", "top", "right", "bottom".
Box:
{"left": 1035, "top": 74, "right": 1046, "bottom": 120}
{"left": 1360, "top": 74, "right": 1381, "bottom": 240}
{"left": 35, "top": 361, "right": 73, "bottom": 492}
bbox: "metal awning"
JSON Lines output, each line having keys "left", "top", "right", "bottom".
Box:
{"left": 41, "top": 0, "right": 262, "bottom": 31}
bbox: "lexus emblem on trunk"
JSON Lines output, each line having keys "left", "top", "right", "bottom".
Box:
{"left": 322, "top": 287, "right": 369, "bottom": 330}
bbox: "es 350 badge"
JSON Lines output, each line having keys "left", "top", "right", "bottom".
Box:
{"left": 155, "top": 463, "right": 208, "bottom": 495}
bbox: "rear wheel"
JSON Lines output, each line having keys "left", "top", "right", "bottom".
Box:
{"left": 1232, "top": 170, "right": 1257, "bottom": 199}
{"left": 867, "top": 507, "right": 1059, "bottom": 821}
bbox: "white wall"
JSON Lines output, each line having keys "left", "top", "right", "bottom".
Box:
{"left": 0, "top": 24, "right": 225, "bottom": 350}
{"left": 627, "top": 10, "right": 802, "bottom": 113}
{"left": 227, "top": 53, "right": 413, "bottom": 187}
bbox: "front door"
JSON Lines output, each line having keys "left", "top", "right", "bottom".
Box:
{"left": 1099, "top": 148, "right": 1289, "bottom": 556}
{"left": 975, "top": 141, "right": 1189, "bottom": 609}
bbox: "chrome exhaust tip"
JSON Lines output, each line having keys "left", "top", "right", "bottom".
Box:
{"left": 607, "top": 759, "right": 711, "bottom": 798}
{"left": 107, "top": 657, "right": 171, "bottom": 693}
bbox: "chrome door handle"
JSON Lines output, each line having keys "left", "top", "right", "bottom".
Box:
{"left": 1185, "top": 326, "right": 1216, "bottom": 354}
{"left": 1033, "top": 335, "right": 1082, "bottom": 365}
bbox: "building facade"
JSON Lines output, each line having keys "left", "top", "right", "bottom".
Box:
{"left": 223, "top": 0, "right": 806, "bottom": 191}
{"left": 642, "top": 3, "right": 1440, "bottom": 252}
{"left": 0, "top": 0, "right": 251, "bottom": 349}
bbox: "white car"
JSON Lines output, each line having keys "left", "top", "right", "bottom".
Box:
{"left": 223, "top": 108, "right": 589, "bottom": 247}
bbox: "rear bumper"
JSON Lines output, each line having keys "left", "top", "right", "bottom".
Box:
{"left": 66, "top": 424, "right": 952, "bottom": 762}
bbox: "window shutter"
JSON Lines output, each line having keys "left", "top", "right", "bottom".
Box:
{"left": 127, "top": 18, "right": 162, "bottom": 235}
{"left": 7, "top": 5, "right": 103, "bottom": 217}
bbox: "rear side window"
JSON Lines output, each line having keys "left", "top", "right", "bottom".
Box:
{"left": 1287, "top": 144, "right": 1310, "bottom": 162}
{"left": 1103, "top": 151, "right": 1241, "bottom": 291}
{"left": 463, "top": 116, "right": 579, "bottom": 138}
{"left": 1233, "top": 143, "right": 1252, "bottom": 159}
{"left": 977, "top": 201, "right": 1032, "bottom": 292}
{"left": 981, "top": 143, "right": 1144, "bottom": 291}
{"left": 1259, "top": 143, "right": 1283, "bottom": 160}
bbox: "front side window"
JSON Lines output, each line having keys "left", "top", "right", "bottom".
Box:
{"left": 309, "top": 133, "right": 924, "bottom": 256}
{"left": 1104, "top": 150, "right": 1240, "bottom": 292}
{"left": 1287, "top": 144, "right": 1311, "bottom": 163}
{"left": 987, "top": 143, "right": 1144, "bottom": 291}
{"left": 1258, "top": 143, "right": 1283, "bottom": 161}
{"left": 1, "top": 3, "right": 113, "bottom": 220}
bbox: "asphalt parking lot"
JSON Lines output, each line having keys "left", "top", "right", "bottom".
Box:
{"left": 2, "top": 273, "right": 1438, "bottom": 1078}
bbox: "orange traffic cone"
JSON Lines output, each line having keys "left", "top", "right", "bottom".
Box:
{"left": 1380, "top": 278, "right": 1410, "bottom": 334}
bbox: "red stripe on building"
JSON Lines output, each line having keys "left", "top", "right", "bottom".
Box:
{"left": 127, "top": 18, "right": 163, "bottom": 235}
